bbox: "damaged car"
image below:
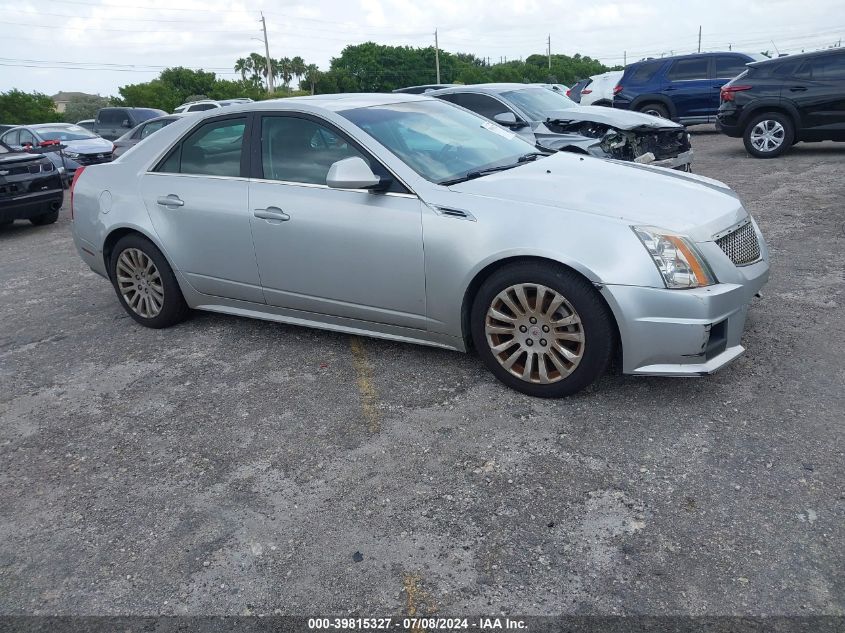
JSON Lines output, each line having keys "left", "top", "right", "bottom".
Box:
{"left": 431, "top": 83, "right": 693, "bottom": 171}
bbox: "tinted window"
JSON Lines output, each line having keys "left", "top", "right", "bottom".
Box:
{"left": 630, "top": 60, "right": 663, "bottom": 82}
{"left": 19, "top": 129, "right": 36, "bottom": 146}
{"left": 501, "top": 87, "right": 577, "bottom": 120}
{"left": 260, "top": 116, "right": 372, "bottom": 185}
{"left": 442, "top": 93, "right": 512, "bottom": 119}
{"left": 714, "top": 55, "right": 750, "bottom": 78}
{"left": 140, "top": 119, "right": 169, "bottom": 139}
{"left": 98, "top": 109, "right": 126, "bottom": 125}
{"left": 157, "top": 117, "right": 246, "bottom": 177}
{"left": 796, "top": 54, "right": 845, "bottom": 80}
{"left": 667, "top": 58, "right": 710, "bottom": 80}
{"left": 188, "top": 103, "right": 218, "bottom": 112}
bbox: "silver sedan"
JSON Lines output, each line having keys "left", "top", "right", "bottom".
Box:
{"left": 70, "top": 95, "right": 769, "bottom": 397}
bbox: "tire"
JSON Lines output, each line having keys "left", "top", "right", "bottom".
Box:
{"left": 30, "top": 210, "right": 59, "bottom": 226}
{"left": 638, "top": 103, "right": 669, "bottom": 119}
{"left": 743, "top": 112, "right": 794, "bottom": 158}
{"left": 109, "top": 233, "right": 189, "bottom": 329}
{"left": 470, "top": 262, "right": 615, "bottom": 398}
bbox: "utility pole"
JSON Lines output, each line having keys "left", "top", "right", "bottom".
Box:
{"left": 434, "top": 29, "right": 441, "bottom": 83}
{"left": 623, "top": 50, "right": 626, "bottom": 65}
{"left": 260, "top": 12, "right": 274, "bottom": 94}
{"left": 547, "top": 34, "right": 551, "bottom": 70}
{"left": 697, "top": 25, "right": 702, "bottom": 53}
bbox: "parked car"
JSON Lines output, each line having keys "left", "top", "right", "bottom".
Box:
{"left": 569, "top": 71, "right": 623, "bottom": 106}
{"left": 0, "top": 140, "right": 64, "bottom": 227}
{"left": 537, "top": 83, "right": 569, "bottom": 94}
{"left": 94, "top": 107, "right": 166, "bottom": 140}
{"left": 392, "top": 84, "right": 457, "bottom": 94}
{"left": 0, "top": 123, "right": 115, "bottom": 183}
{"left": 70, "top": 95, "right": 768, "bottom": 397}
{"left": 113, "top": 114, "right": 185, "bottom": 157}
{"left": 173, "top": 99, "right": 254, "bottom": 114}
{"left": 76, "top": 119, "right": 96, "bottom": 132}
{"left": 613, "top": 52, "right": 767, "bottom": 124}
{"left": 717, "top": 48, "right": 845, "bottom": 158}
{"left": 431, "top": 84, "right": 693, "bottom": 170}
{"left": 0, "top": 124, "right": 15, "bottom": 134}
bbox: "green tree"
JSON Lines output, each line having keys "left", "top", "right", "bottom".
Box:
{"left": 62, "top": 94, "right": 110, "bottom": 123}
{"left": 0, "top": 90, "right": 63, "bottom": 125}
{"left": 291, "top": 56, "right": 306, "bottom": 87}
{"left": 303, "top": 63, "right": 321, "bottom": 95}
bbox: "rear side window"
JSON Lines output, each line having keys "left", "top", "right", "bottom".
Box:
{"left": 714, "top": 55, "right": 750, "bottom": 78}
{"left": 439, "top": 93, "right": 512, "bottom": 119}
{"left": 2, "top": 129, "right": 19, "bottom": 145}
{"left": 795, "top": 54, "right": 845, "bottom": 80}
{"left": 156, "top": 117, "right": 246, "bottom": 177}
{"left": 629, "top": 60, "right": 663, "bottom": 82}
{"left": 98, "top": 109, "right": 126, "bottom": 125}
{"left": 667, "top": 58, "right": 710, "bottom": 80}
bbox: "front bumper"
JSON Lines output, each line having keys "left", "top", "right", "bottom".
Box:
{"left": 645, "top": 149, "right": 694, "bottom": 171}
{"left": 602, "top": 257, "right": 769, "bottom": 376}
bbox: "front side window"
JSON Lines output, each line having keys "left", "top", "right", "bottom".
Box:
{"left": 500, "top": 87, "right": 577, "bottom": 120}
{"left": 340, "top": 99, "right": 540, "bottom": 184}
{"left": 157, "top": 117, "right": 246, "bottom": 177}
{"left": 667, "top": 58, "right": 710, "bottom": 80}
{"left": 260, "top": 116, "right": 372, "bottom": 185}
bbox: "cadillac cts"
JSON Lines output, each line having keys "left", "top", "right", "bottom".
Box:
{"left": 70, "top": 95, "right": 769, "bottom": 397}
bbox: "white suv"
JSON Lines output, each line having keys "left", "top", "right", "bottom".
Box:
{"left": 173, "top": 98, "right": 253, "bottom": 114}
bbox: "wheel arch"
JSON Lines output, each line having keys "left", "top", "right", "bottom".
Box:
{"left": 738, "top": 101, "right": 800, "bottom": 135}
{"left": 629, "top": 94, "right": 677, "bottom": 119}
{"left": 102, "top": 225, "right": 171, "bottom": 281}
{"left": 459, "top": 255, "right": 621, "bottom": 354}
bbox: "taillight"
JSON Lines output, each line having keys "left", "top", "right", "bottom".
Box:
{"left": 613, "top": 84, "right": 623, "bottom": 95}
{"left": 69, "top": 166, "right": 86, "bottom": 221}
{"left": 565, "top": 89, "right": 571, "bottom": 97}
{"left": 581, "top": 89, "right": 592, "bottom": 95}
{"left": 721, "top": 85, "right": 752, "bottom": 102}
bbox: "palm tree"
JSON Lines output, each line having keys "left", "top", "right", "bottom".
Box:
{"left": 234, "top": 57, "right": 252, "bottom": 82}
{"left": 249, "top": 52, "right": 268, "bottom": 89}
{"left": 276, "top": 57, "right": 293, "bottom": 89}
{"left": 291, "top": 56, "right": 306, "bottom": 88}
{"left": 304, "top": 64, "right": 320, "bottom": 95}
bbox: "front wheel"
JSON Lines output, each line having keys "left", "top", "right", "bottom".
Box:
{"left": 471, "top": 263, "right": 615, "bottom": 398}
{"left": 109, "top": 233, "right": 189, "bottom": 328}
{"left": 743, "top": 112, "right": 794, "bottom": 158}
{"left": 638, "top": 103, "right": 669, "bottom": 119}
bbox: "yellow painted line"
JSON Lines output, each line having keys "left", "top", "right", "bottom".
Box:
{"left": 349, "top": 336, "right": 380, "bottom": 433}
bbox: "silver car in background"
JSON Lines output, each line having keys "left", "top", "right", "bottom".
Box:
{"left": 70, "top": 95, "right": 768, "bottom": 397}
{"left": 112, "top": 114, "right": 185, "bottom": 157}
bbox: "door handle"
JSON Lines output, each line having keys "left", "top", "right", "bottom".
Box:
{"left": 254, "top": 207, "right": 290, "bottom": 221}
{"left": 790, "top": 86, "right": 808, "bottom": 92}
{"left": 662, "top": 87, "right": 677, "bottom": 91}
{"left": 156, "top": 194, "right": 184, "bottom": 207}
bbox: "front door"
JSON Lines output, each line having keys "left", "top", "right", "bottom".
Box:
{"left": 248, "top": 113, "right": 427, "bottom": 329}
{"left": 790, "top": 54, "right": 845, "bottom": 141}
{"left": 139, "top": 115, "right": 264, "bottom": 303}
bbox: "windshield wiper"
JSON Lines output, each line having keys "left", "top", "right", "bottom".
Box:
{"left": 439, "top": 153, "right": 546, "bottom": 186}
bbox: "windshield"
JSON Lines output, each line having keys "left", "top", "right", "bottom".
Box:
{"left": 34, "top": 125, "right": 98, "bottom": 142}
{"left": 501, "top": 87, "right": 577, "bottom": 120}
{"left": 340, "top": 100, "right": 540, "bottom": 184}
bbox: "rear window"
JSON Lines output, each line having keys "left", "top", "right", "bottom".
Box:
{"left": 97, "top": 109, "right": 126, "bottom": 125}
{"left": 667, "top": 58, "right": 710, "bottom": 80}
{"left": 714, "top": 55, "right": 750, "bottom": 78}
{"left": 629, "top": 60, "right": 663, "bottom": 82}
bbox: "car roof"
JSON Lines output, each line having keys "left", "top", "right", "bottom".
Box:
{"left": 748, "top": 47, "right": 844, "bottom": 67}
{"left": 203, "top": 93, "right": 431, "bottom": 114}
{"left": 430, "top": 83, "right": 542, "bottom": 95}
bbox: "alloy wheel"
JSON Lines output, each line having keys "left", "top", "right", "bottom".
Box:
{"left": 115, "top": 248, "right": 164, "bottom": 318}
{"left": 484, "top": 283, "right": 585, "bottom": 384}
{"left": 749, "top": 120, "right": 785, "bottom": 153}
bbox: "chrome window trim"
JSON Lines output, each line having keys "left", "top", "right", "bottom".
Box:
{"left": 248, "top": 176, "right": 418, "bottom": 199}
{"left": 144, "top": 171, "right": 250, "bottom": 182}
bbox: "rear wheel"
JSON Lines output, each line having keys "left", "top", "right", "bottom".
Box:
{"left": 109, "top": 233, "right": 189, "bottom": 328}
{"left": 30, "top": 209, "right": 59, "bottom": 226}
{"left": 743, "top": 112, "right": 794, "bottom": 158}
{"left": 638, "top": 103, "right": 669, "bottom": 119}
{"left": 471, "top": 263, "right": 615, "bottom": 398}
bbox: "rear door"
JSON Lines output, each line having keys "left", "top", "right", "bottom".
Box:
{"left": 139, "top": 114, "right": 264, "bottom": 303}
{"left": 247, "top": 112, "right": 427, "bottom": 328}
{"left": 790, "top": 54, "right": 845, "bottom": 140}
{"left": 664, "top": 57, "right": 714, "bottom": 119}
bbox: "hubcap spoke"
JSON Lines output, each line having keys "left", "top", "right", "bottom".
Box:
{"left": 485, "top": 282, "right": 584, "bottom": 385}
{"left": 116, "top": 248, "right": 164, "bottom": 319}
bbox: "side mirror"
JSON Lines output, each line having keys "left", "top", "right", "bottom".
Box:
{"left": 493, "top": 112, "right": 518, "bottom": 126}
{"left": 326, "top": 157, "right": 383, "bottom": 190}
{"left": 122, "top": 119, "right": 132, "bottom": 128}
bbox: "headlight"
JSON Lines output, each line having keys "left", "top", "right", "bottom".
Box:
{"left": 633, "top": 226, "right": 716, "bottom": 289}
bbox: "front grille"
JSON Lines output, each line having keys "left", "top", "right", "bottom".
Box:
{"left": 76, "top": 152, "right": 113, "bottom": 166}
{"left": 716, "top": 220, "right": 761, "bottom": 266}
{"left": 0, "top": 161, "right": 52, "bottom": 176}
{"left": 635, "top": 130, "right": 691, "bottom": 160}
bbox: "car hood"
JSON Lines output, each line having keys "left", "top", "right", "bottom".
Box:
{"left": 542, "top": 106, "right": 683, "bottom": 131}
{"left": 446, "top": 152, "right": 745, "bottom": 242}
{"left": 64, "top": 138, "right": 114, "bottom": 153}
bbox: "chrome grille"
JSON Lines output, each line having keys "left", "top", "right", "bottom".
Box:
{"left": 716, "top": 220, "right": 761, "bottom": 266}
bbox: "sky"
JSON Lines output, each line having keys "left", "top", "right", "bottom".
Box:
{"left": 1, "top": 0, "right": 843, "bottom": 97}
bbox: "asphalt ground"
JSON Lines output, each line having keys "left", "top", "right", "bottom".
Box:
{"left": 1, "top": 127, "right": 843, "bottom": 620}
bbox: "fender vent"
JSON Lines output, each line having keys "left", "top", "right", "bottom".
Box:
{"left": 433, "top": 205, "right": 476, "bottom": 221}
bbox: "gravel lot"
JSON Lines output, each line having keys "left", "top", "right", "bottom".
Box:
{"left": 1, "top": 128, "right": 843, "bottom": 619}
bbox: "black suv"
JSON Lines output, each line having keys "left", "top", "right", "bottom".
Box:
{"left": 717, "top": 49, "right": 845, "bottom": 158}
{"left": 613, "top": 52, "right": 764, "bottom": 124}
